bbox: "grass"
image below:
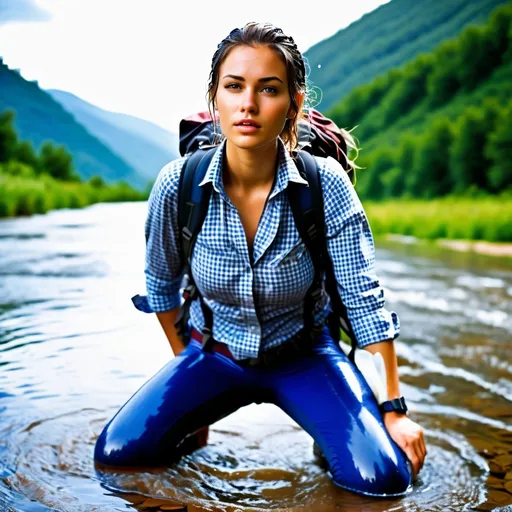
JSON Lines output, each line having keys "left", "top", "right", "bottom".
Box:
{"left": 364, "top": 195, "right": 512, "bottom": 242}
{"left": 0, "top": 172, "right": 147, "bottom": 218}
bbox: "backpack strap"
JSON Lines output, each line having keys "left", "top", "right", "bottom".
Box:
{"left": 175, "top": 147, "right": 217, "bottom": 348}
{"left": 289, "top": 151, "right": 358, "bottom": 359}
{"left": 178, "top": 148, "right": 217, "bottom": 262}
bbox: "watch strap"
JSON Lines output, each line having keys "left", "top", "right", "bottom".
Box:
{"left": 379, "top": 396, "right": 408, "bottom": 415}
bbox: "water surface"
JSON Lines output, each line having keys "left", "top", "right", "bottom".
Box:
{"left": 0, "top": 203, "right": 511, "bottom": 511}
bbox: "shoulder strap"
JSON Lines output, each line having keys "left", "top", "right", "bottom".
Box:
{"left": 177, "top": 147, "right": 217, "bottom": 264}
{"left": 176, "top": 147, "right": 217, "bottom": 346}
{"left": 289, "top": 151, "right": 357, "bottom": 356}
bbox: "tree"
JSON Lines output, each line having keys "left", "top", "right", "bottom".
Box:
{"left": 456, "top": 26, "right": 495, "bottom": 91}
{"left": 450, "top": 107, "right": 492, "bottom": 192}
{"left": 362, "top": 148, "right": 395, "bottom": 200}
{"left": 0, "top": 110, "right": 18, "bottom": 163}
{"left": 381, "top": 167, "right": 404, "bottom": 198}
{"left": 504, "top": 24, "right": 512, "bottom": 63}
{"left": 394, "top": 135, "right": 418, "bottom": 197}
{"left": 89, "top": 175, "right": 105, "bottom": 188}
{"left": 39, "top": 142, "right": 78, "bottom": 181}
{"left": 485, "top": 103, "right": 512, "bottom": 191}
{"left": 15, "top": 140, "right": 39, "bottom": 169}
{"left": 382, "top": 55, "right": 434, "bottom": 125}
{"left": 486, "top": 4, "right": 512, "bottom": 67}
{"left": 427, "top": 41, "right": 460, "bottom": 107}
{"left": 408, "top": 118, "right": 454, "bottom": 198}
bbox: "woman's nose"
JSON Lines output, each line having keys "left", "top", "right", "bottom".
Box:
{"left": 240, "top": 89, "right": 258, "bottom": 113}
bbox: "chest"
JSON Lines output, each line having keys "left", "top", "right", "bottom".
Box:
{"left": 190, "top": 193, "right": 314, "bottom": 306}
{"left": 224, "top": 184, "right": 272, "bottom": 252}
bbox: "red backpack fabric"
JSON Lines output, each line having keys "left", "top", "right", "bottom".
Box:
{"left": 178, "top": 109, "right": 349, "bottom": 171}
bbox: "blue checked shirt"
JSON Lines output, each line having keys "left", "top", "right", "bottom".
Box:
{"left": 133, "top": 140, "right": 400, "bottom": 360}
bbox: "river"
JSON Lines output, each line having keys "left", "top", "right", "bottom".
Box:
{"left": 0, "top": 202, "right": 511, "bottom": 512}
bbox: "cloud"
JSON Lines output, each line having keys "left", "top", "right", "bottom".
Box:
{"left": 0, "top": 0, "right": 51, "bottom": 26}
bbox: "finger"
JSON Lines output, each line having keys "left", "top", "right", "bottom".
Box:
{"left": 417, "top": 429, "right": 427, "bottom": 463}
{"left": 413, "top": 436, "right": 427, "bottom": 474}
{"left": 404, "top": 445, "right": 420, "bottom": 479}
{"left": 414, "top": 443, "right": 424, "bottom": 472}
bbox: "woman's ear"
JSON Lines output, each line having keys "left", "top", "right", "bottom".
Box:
{"left": 287, "top": 92, "right": 305, "bottom": 119}
{"left": 295, "top": 92, "right": 305, "bottom": 111}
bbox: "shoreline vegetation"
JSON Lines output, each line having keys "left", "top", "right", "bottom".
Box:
{"left": 366, "top": 197, "right": 512, "bottom": 258}
{"left": 0, "top": 110, "right": 147, "bottom": 217}
{"left": 0, "top": 170, "right": 146, "bottom": 217}
{"left": 1, "top": 178, "right": 511, "bottom": 258}
{"left": 383, "top": 234, "right": 512, "bottom": 259}
{"left": 365, "top": 195, "right": 511, "bottom": 242}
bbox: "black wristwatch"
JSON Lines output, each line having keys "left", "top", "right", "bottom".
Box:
{"left": 379, "top": 397, "right": 408, "bottom": 415}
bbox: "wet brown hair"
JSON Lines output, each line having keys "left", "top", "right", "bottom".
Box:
{"left": 207, "top": 22, "right": 306, "bottom": 153}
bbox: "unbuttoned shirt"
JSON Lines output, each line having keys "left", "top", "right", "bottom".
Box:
{"left": 133, "top": 140, "right": 400, "bottom": 360}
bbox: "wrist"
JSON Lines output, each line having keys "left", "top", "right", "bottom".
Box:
{"left": 383, "top": 410, "right": 407, "bottom": 423}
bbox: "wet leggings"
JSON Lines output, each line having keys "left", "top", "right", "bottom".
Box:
{"left": 94, "top": 328, "right": 411, "bottom": 497}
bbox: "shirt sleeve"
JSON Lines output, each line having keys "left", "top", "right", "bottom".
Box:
{"left": 132, "top": 157, "right": 186, "bottom": 313}
{"left": 318, "top": 157, "right": 400, "bottom": 347}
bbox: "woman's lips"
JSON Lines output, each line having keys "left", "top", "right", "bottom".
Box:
{"left": 235, "top": 124, "right": 260, "bottom": 134}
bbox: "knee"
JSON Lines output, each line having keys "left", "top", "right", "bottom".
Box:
{"left": 330, "top": 454, "right": 411, "bottom": 497}
{"left": 94, "top": 423, "right": 149, "bottom": 467}
{"left": 94, "top": 426, "right": 126, "bottom": 467}
{"left": 363, "top": 459, "right": 411, "bottom": 496}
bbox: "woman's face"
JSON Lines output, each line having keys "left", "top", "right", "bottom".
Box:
{"left": 214, "top": 44, "right": 293, "bottom": 152}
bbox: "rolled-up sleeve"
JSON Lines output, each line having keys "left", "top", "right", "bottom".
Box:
{"left": 132, "top": 157, "right": 186, "bottom": 313}
{"left": 319, "top": 157, "right": 400, "bottom": 347}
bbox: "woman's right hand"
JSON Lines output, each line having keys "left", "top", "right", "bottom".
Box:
{"left": 383, "top": 412, "right": 426, "bottom": 479}
{"left": 156, "top": 309, "right": 186, "bottom": 356}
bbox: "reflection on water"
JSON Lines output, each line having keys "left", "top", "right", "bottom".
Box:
{"left": 0, "top": 203, "right": 511, "bottom": 512}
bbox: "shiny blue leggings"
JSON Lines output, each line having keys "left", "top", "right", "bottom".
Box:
{"left": 94, "top": 328, "right": 411, "bottom": 497}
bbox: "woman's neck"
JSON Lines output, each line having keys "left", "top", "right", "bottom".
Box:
{"left": 223, "top": 140, "right": 279, "bottom": 191}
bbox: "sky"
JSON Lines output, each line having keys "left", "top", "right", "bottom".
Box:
{"left": 0, "top": 0, "right": 390, "bottom": 133}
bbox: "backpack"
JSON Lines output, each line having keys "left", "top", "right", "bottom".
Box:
{"left": 175, "top": 110, "right": 357, "bottom": 359}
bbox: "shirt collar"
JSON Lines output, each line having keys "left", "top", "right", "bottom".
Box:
{"left": 198, "top": 142, "right": 225, "bottom": 193}
{"left": 270, "top": 139, "right": 309, "bottom": 199}
{"left": 198, "top": 139, "right": 309, "bottom": 197}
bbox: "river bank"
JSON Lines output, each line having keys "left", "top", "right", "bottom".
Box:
{"left": 384, "top": 234, "right": 512, "bottom": 259}
{"left": 365, "top": 196, "right": 511, "bottom": 244}
{"left": 0, "top": 171, "right": 147, "bottom": 217}
{"left": 2, "top": 187, "right": 511, "bottom": 259}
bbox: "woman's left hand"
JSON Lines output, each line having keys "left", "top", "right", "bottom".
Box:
{"left": 383, "top": 412, "right": 427, "bottom": 480}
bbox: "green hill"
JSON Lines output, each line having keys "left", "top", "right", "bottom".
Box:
{"left": 327, "top": 2, "right": 512, "bottom": 201}
{"left": 0, "top": 59, "right": 147, "bottom": 188}
{"left": 304, "top": 0, "right": 510, "bottom": 111}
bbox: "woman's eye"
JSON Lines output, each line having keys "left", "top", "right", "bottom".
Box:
{"left": 224, "top": 84, "right": 277, "bottom": 93}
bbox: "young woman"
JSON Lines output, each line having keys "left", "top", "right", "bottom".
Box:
{"left": 95, "top": 21, "right": 426, "bottom": 497}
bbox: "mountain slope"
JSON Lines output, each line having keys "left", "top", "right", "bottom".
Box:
{"left": 47, "top": 90, "right": 179, "bottom": 182}
{"left": 304, "top": 0, "right": 510, "bottom": 111}
{"left": 328, "top": 3, "right": 512, "bottom": 200}
{"left": 0, "top": 59, "right": 146, "bottom": 188}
